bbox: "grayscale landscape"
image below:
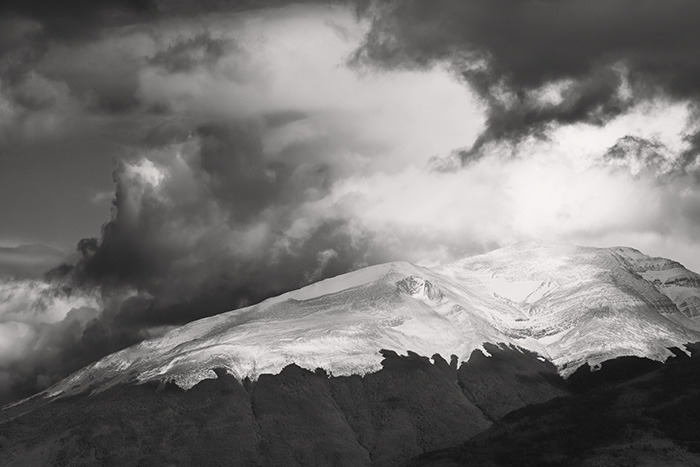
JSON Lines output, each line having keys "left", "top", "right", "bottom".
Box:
{"left": 2, "top": 1, "right": 700, "bottom": 466}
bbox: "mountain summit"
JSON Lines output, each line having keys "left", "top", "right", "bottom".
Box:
{"left": 41, "top": 241, "right": 700, "bottom": 401}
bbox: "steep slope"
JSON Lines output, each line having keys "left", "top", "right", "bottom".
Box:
{"left": 0, "top": 346, "right": 568, "bottom": 467}
{"left": 34, "top": 241, "right": 700, "bottom": 401}
{"left": 613, "top": 246, "right": 700, "bottom": 322}
{"left": 405, "top": 344, "right": 700, "bottom": 467}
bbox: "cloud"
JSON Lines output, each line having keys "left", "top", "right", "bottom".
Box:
{"left": 355, "top": 0, "right": 700, "bottom": 161}
{"left": 0, "top": 0, "right": 157, "bottom": 42}
{"left": 0, "top": 244, "right": 66, "bottom": 279}
{"left": 0, "top": 278, "right": 107, "bottom": 403}
{"left": 150, "top": 33, "right": 233, "bottom": 73}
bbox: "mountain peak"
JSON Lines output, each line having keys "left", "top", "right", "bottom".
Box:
{"left": 505, "top": 238, "right": 573, "bottom": 249}
{"left": 467, "top": 239, "right": 583, "bottom": 263}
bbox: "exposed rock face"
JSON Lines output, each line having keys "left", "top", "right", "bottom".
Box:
{"left": 612, "top": 246, "right": 700, "bottom": 320}
{"left": 396, "top": 276, "right": 444, "bottom": 301}
{"left": 0, "top": 346, "right": 567, "bottom": 467}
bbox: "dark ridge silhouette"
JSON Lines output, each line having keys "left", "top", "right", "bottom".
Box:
{"left": 0, "top": 344, "right": 567, "bottom": 467}
{"left": 405, "top": 343, "right": 700, "bottom": 467}
{"left": 567, "top": 355, "right": 664, "bottom": 392}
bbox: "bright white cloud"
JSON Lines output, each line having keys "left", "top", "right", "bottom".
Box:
{"left": 276, "top": 98, "right": 700, "bottom": 270}
{"left": 0, "top": 279, "right": 100, "bottom": 367}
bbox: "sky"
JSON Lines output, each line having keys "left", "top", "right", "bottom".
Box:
{"left": 1, "top": 0, "right": 700, "bottom": 404}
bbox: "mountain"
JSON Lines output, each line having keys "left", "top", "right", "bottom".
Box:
{"left": 40, "top": 241, "right": 700, "bottom": 400}
{"left": 2, "top": 240, "right": 700, "bottom": 466}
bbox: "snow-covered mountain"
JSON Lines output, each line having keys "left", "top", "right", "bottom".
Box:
{"left": 42, "top": 241, "right": 700, "bottom": 400}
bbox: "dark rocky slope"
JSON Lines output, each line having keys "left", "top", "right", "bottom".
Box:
{"left": 405, "top": 344, "right": 700, "bottom": 467}
{"left": 0, "top": 344, "right": 567, "bottom": 467}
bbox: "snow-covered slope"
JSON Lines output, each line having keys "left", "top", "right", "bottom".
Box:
{"left": 44, "top": 241, "right": 700, "bottom": 399}
{"left": 612, "top": 247, "right": 700, "bottom": 320}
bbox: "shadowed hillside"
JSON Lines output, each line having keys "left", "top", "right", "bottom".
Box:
{"left": 0, "top": 344, "right": 567, "bottom": 467}
{"left": 406, "top": 344, "right": 700, "bottom": 467}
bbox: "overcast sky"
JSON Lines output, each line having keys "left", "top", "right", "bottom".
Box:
{"left": 1, "top": 0, "right": 700, "bottom": 404}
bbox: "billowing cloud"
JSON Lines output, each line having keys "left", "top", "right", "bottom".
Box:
{"left": 355, "top": 0, "right": 700, "bottom": 161}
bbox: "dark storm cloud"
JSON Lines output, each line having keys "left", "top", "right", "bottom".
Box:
{"left": 0, "top": 0, "right": 353, "bottom": 48}
{"left": 142, "top": 119, "right": 193, "bottom": 147}
{"left": 264, "top": 110, "right": 309, "bottom": 129}
{"left": 0, "top": 0, "right": 156, "bottom": 42}
{"left": 603, "top": 136, "right": 670, "bottom": 173}
{"left": 0, "top": 245, "right": 66, "bottom": 279}
{"left": 197, "top": 123, "right": 281, "bottom": 220}
{"left": 150, "top": 33, "right": 233, "bottom": 73}
{"left": 458, "top": 67, "right": 627, "bottom": 159}
{"left": 355, "top": 0, "right": 700, "bottom": 161}
{"left": 64, "top": 118, "right": 385, "bottom": 333}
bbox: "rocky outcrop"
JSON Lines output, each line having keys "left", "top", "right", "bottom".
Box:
{"left": 396, "top": 276, "right": 444, "bottom": 301}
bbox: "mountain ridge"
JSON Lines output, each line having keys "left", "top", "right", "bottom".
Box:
{"left": 24, "top": 240, "right": 700, "bottom": 405}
